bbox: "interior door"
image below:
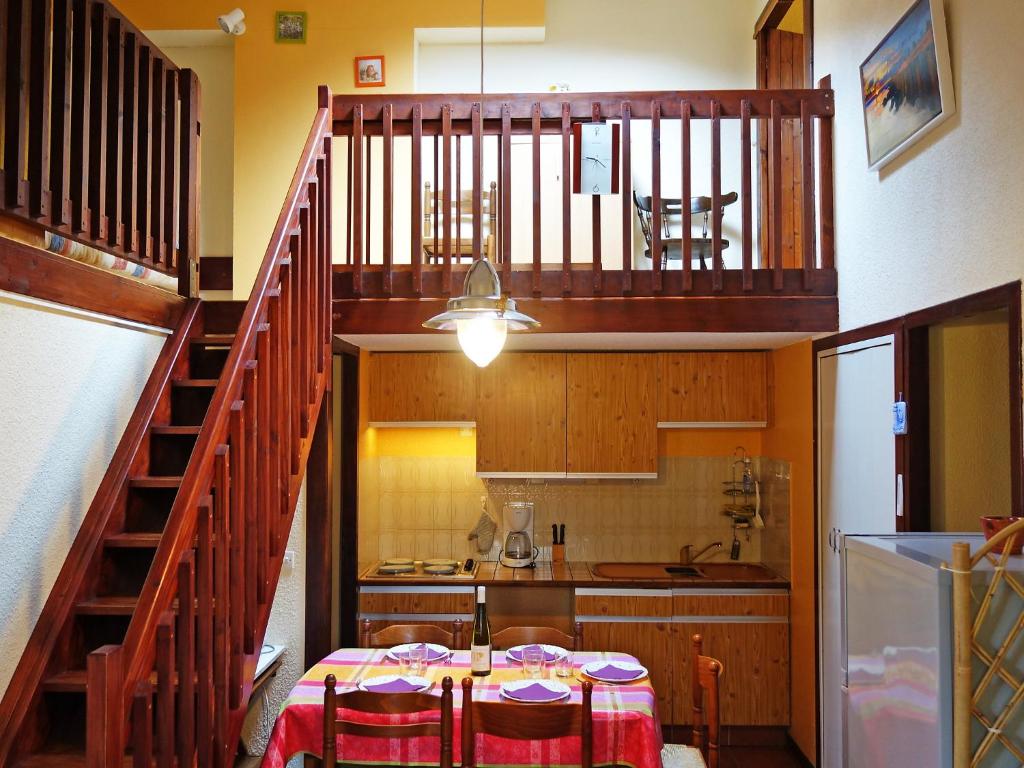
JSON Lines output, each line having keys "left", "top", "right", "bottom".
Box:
{"left": 817, "top": 337, "right": 897, "bottom": 767}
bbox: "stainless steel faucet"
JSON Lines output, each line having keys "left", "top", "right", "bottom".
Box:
{"left": 679, "top": 541, "right": 723, "bottom": 565}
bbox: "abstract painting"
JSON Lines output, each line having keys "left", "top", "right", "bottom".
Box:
{"left": 859, "top": 0, "right": 955, "bottom": 170}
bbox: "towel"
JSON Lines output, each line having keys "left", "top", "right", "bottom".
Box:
{"left": 467, "top": 510, "right": 498, "bottom": 554}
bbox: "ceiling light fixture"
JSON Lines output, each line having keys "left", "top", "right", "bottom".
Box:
{"left": 421, "top": 0, "right": 539, "bottom": 367}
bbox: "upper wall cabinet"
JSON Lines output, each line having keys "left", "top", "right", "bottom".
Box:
{"left": 476, "top": 353, "right": 567, "bottom": 477}
{"left": 367, "top": 353, "right": 477, "bottom": 425}
{"left": 567, "top": 354, "right": 658, "bottom": 477}
{"left": 657, "top": 352, "right": 769, "bottom": 427}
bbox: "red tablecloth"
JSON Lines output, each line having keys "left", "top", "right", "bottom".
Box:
{"left": 262, "top": 648, "right": 664, "bottom": 768}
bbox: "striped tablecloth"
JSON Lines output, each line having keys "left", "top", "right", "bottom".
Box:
{"left": 261, "top": 648, "right": 664, "bottom": 768}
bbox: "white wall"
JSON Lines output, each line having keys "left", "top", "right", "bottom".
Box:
{"left": 0, "top": 294, "right": 168, "bottom": 696}
{"left": 815, "top": 0, "right": 1024, "bottom": 332}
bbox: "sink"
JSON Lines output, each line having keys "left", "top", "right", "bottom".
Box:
{"left": 590, "top": 561, "right": 780, "bottom": 581}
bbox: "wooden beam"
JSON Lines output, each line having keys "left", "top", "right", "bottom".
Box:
{"left": 754, "top": 0, "right": 795, "bottom": 38}
{"left": 304, "top": 388, "right": 334, "bottom": 667}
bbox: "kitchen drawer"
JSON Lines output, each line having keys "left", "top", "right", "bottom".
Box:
{"left": 575, "top": 589, "right": 672, "bottom": 618}
{"left": 672, "top": 591, "right": 789, "bottom": 618}
{"left": 358, "top": 590, "right": 474, "bottom": 616}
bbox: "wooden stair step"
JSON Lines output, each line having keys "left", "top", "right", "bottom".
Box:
{"left": 171, "top": 378, "right": 219, "bottom": 388}
{"left": 13, "top": 751, "right": 86, "bottom": 768}
{"left": 129, "top": 476, "right": 183, "bottom": 489}
{"left": 42, "top": 668, "right": 195, "bottom": 693}
{"left": 190, "top": 333, "right": 235, "bottom": 346}
{"left": 104, "top": 532, "right": 163, "bottom": 548}
{"left": 74, "top": 596, "right": 138, "bottom": 616}
{"left": 150, "top": 425, "right": 202, "bottom": 437}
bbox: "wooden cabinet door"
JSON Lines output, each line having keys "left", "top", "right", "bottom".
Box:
{"left": 566, "top": 353, "right": 658, "bottom": 475}
{"left": 658, "top": 352, "right": 769, "bottom": 425}
{"left": 367, "top": 352, "right": 477, "bottom": 424}
{"left": 476, "top": 353, "right": 566, "bottom": 475}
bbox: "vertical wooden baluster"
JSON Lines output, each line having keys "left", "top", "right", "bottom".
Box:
{"left": 323, "top": 132, "right": 333, "bottom": 350}
{"left": 87, "top": 1, "right": 108, "bottom": 240}
{"left": 104, "top": 17, "right": 123, "bottom": 248}
{"left": 176, "top": 553, "right": 196, "bottom": 764}
{"left": 456, "top": 134, "right": 462, "bottom": 260}
{"left": 310, "top": 169, "right": 321, "bottom": 392}
{"left": 121, "top": 31, "right": 138, "bottom": 252}
{"left": 382, "top": 103, "right": 393, "bottom": 296}
{"left": 163, "top": 67, "right": 178, "bottom": 270}
{"left": 471, "top": 103, "right": 482, "bottom": 266}
{"left": 800, "top": 98, "right": 816, "bottom": 289}
{"left": 433, "top": 133, "right": 439, "bottom": 265}
{"left": 651, "top": 100, "right": 662, "bottom": 294}
{"left": 364, "top": 133, "right": 371, "bottom": 266}
{"left": 256, "top": 324, "right": 272, "bottom": 601}
{"left": 769, "top": 98, "right": 783, "bottom": 290}
{"left": 680, "top": 100, "right": 692, "bottom": 293}
{"left": 501, "top": 102, "right": 512, "bottom": 289}
{"left": 286, "top": 249, "right": 301, "bottom": 474}
{"left": 268, "top": 287, "right": 284, "bottom": 555}
{"left": 411, "top": 104, "right": 423, "bottom": 294}
{"left": 300, "top": 200, "right": 313, "bottom": 415}
{"left": 196, "top": 498, "right": 214, "bottom": 768}
{"left": 818, "top": 76, "right": 835, "bottom": 271}
{"left": 49, "top": 0, "right": 73, "bottom": 226}
{"left": 441, "top": 103, "right": 453, "bottom": 295}
{"left": 531, "top": 103, "right": 542, "bottom": 296}
{"left": 345, "top": 135, "right": 352, "bottom": 265}
{"left": 69, "top": 0, "right": 92, "bottom": 234}
{"left": 28, "top": 0, "right": 54, "bottom": 219}
{"left": 229, "top": 403, "right": 245, "bottom": 709}
{"left": 135, "top": 45, "right": 151, "bottom": 261}
{"left": 351, "top": 104, "right": 363, "bottom": 295}
{"left": 212, "top": 446, "right": 230, "bottom": 766}
{"left": 710, "top": 99, "right": 723, "bottom": 292}
{"left": 85, "top": 645, "right": 123, "bottom": 768}
{"left": 590, "top": 102, "right": 602, "bottom": 293}
{"left": 0, "top": 0, "right": 6, "bottom": 203}
{"left": 156, "top": 614, "right": 175, "bottom": 768}
{"left": 243, "top": 363, "right": 258, "bottom": 653}
{"left": 178, "top": 69, "right": 200, "bottom": 297}
{"left": 279, "top": 259, "right": 295, "bottom": 488}
{"left": 132, "top": 680, "right": 153, "bottom": 768}
{"left": 620, "top": 102, "right": 632, "bottom": 295}
{"left": 740, "top": 98, "right": 753, "bottom": 291}
{"left": 3, "top": 0, "right": 30, "bottom": 211}
{"left": 149, "top": 56, "right": 165, "bottom": 264}
{"left": 560, "top": 101, "right": 571, "bottom": 295}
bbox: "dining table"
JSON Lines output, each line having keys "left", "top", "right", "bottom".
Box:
{"left": 261, "top": 647, "right": 666, "bottom": 768}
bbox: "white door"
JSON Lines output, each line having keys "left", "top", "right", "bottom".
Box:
{"left": 817, "top": 337, "right": 897, "bottom": 768}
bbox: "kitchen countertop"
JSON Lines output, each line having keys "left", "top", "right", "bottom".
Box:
{"left": 358, "top": 561, "right": 790, "bottom": 590}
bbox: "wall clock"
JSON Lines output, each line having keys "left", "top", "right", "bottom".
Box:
{"left": 572, "top": 122, "right": 620, "bottom": 195}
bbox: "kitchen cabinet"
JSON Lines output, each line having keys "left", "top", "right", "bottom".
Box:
{"left": 367, "top": 352, "right": 477, "bottom": 425}
{"left": 476, "top": 353, "right": 566, "bottom": 476}
{"left": 566, "top": 353, "right": 658, "bottom": 476}
{"left": 657, "top": 352, "right": 769, "bottom": 426}
{"left": 358, "top": 587, "right": 475, "bottom": 645}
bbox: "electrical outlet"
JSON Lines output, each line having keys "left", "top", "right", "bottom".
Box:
{"left": 283, "top": 550, "right": 296, "bottom": 571}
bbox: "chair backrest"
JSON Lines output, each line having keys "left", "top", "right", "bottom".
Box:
{"left": 323, "top": 674, "right": 454, "bottom": 768}
{"left": 490, "top": 622, "right": 584, "bottom": 652}
{"left": 691, "top": 634, "right": 723, "bottom": 768}
{"left": 423, "top": 182, "right": 498, "bottom": 251}
{"left": 460, "top": 676, "right": 593, "bottom": 768}
{"left": 633, "top": 191, "right": 739, "bottom": 244}
{"left": 359, "top": 619, "right": 464, "bottom": 650}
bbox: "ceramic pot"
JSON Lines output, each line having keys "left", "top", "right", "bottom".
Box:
{"left": 979, "top": 515, "right": 1024, "bottom": 555}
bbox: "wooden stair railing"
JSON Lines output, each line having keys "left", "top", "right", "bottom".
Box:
{"left": 0, "top": 88, "right": 333, "bottom": 768}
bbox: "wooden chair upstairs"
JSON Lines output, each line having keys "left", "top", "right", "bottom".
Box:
{"left": 691, "top": 633, "right": 723, "bottom": 768}
{"left": 359, "top": 618, "right": 465, "bottom": 650}
{"left": 634, "top": 191, "right": 738, "bottom": 271}
{"left": 423, "top": 181, "right": 498, "bottom": 263}
{"left": 323, "top": 674, "right": 455, "bottom": 768}
{"left": 460, "top": 676, "right": 594, "bottom": 768}
{"left": 490, "top": 622, "right": 584, "bottom": 651}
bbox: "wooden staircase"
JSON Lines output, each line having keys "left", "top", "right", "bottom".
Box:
{"left": 0, "top": 93, "right": 334, "bottom": 768}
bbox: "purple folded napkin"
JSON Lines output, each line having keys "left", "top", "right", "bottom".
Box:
{"left": 588, "top": 664, "right": 644, "bottom": 681}
{"left": 506, "top": 682, "right": 560, "bottom": 702}
{"left": 508, "top": 645, "right": 559, "bottom": 663}
{"left": 396, "top": 645, "right": 447, "bottom": 662}
{"left": 363, "top": 677, "right": 424, "bottom": 693}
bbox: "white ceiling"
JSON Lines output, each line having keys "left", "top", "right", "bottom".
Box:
{"left": 337, "top": 331, "right": 814, "bottom": 352}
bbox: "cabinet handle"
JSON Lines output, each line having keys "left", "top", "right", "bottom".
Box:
{"left": 828, "top": 528, "right": 835, "bottom": 552}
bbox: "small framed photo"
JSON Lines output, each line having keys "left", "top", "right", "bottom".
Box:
{"left": 275, "top": 11, "right": 307, "bottom": 43}
{"left": 354, "top": 55, "right": 386, "bottom": 88}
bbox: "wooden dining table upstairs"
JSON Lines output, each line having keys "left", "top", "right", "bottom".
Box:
{"left": 262, "top": 647, "right": 669, "bottom": 768}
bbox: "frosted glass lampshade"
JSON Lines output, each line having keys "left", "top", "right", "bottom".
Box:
{"left": 456, "top": 316, "right": 508, "bottom": 368}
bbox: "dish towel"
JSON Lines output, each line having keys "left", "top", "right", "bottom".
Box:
{"left": 467, "top": 510, "right": 498, "bottom": 555}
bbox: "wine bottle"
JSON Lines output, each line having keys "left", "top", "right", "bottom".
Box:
{"left": 470, "top": 586, "right": 492, "bottom": 676}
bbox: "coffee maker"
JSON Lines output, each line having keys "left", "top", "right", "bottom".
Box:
{"left": 500, "top": 501, "right": 538, "bottom": 568}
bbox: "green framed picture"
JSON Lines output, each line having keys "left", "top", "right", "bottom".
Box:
{"left": 275, "top": 11, "right": 307, "bottom": 43}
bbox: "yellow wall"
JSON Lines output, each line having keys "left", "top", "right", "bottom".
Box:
{"left": 113, "top": 0, "right": 545, "bottom": 297}
{"left": 778, "top": 0, "right": 804, "bottom": 34}
{"left": 763, "top": 339, "right": 815, "bottom": 763}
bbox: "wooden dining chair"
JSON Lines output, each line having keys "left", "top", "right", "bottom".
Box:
{"left": 422, "top": 181, "right": 498, "bottom": 263}
{"left": 359, "top": 619, "right": 465, "bottom": 650}
{"left": 691, "top": 633, "right": 723, "bottom": 768}
{"left": 634, "top": 191, "right": 738, "bottom": 271}
{"left": 460, "top": 676, "right": 594, "bottom": 768}
{"left": 490, "top": 622, "right": 584, "bottom": 651}
{"left": 322, "top": 674, "right": 455, "bottom": 767}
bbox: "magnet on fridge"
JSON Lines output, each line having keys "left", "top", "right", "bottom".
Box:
{"left": 892, "top": 398, "right": 908, "bottom": 435}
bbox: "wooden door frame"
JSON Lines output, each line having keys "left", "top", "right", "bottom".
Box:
{"left": 333, "top": 337, "right": 361, "bottom": 648}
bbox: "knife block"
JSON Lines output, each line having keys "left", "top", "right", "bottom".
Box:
{"left": 551, "top": 543, "right": 565, "bottom": 563}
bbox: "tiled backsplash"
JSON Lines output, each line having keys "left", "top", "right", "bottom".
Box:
{"left": 359, "top": 453, "right": 791, "bottom": 575}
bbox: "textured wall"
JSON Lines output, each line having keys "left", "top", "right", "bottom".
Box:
{"left": 0, "top": 293, "right": 167, "bottom": 697}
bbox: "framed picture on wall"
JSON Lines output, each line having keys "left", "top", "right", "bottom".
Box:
{"left": 354, "top": 56, "right": 386, "bottom": 88}
{"left": 859, "top": 0, "right": 955, "bottom": 171}
{"left": 275, "top": 11, "right": 307, "bottom": 43}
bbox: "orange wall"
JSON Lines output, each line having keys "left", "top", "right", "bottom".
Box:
{"left": 763, "top": 340, "right": 816, "bottom": 763}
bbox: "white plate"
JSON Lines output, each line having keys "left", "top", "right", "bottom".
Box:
{"left": 499, "top": 679, "right": 571, "bottom": 703}
{"left": 579, "top": 660, "right": 648, "bottom": 683}
{"left": 504, "top": 644, "right": 568, "bottom": 664}
{"left": 385, "top": 642, "right": 451, "bottom": 663}
{"left": 358, "top": 675, "right": 433, "bottom": 693}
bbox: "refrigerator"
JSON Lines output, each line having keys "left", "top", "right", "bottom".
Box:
{"left": 842, "top": 534, "right": 1024, "bottom": 768}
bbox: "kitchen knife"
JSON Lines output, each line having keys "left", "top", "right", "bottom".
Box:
{"left": 552, "top": 523, "right": 558, "bottom": 545}
{"left": 559, "top": 524, "right": 565, "bottom": 545}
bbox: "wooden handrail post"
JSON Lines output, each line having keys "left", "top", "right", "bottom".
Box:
{"left": 178, "top": 69, "right": 201, "bottom": 297}
{"left": 951, "top": 542, "right": 972, "bottom": 768}
{"left": 817, "top": 75, "right": 835, "bottom": 271}
{"left": 86, "top": 645, "right": 124, "bottom": 768}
